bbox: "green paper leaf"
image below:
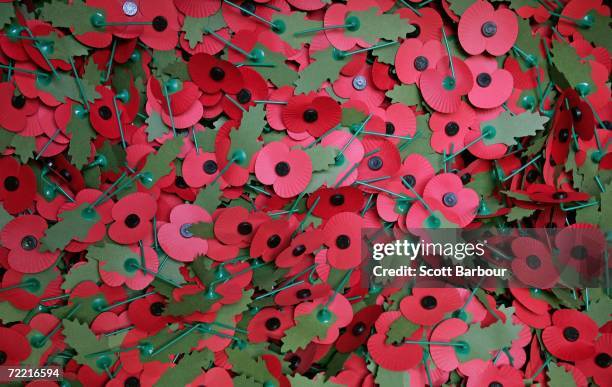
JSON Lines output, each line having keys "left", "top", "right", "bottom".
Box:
{"left": 227, "top": 347, "right": 276, "bottom": 384}
{"left": 66, "top": 108, "right": 96, "bottom": 168}
{"left": 194, "top": 182, "right": 222, "bottom": 214}
{"left": 0, "top": 205, "right": 12, "bottom": 231}
{"left": 547, "top": 363, "right": 577, "bottom": 387}
{"left": 294, "top": 47, "right": 348, "bottom": 94}
{"left": 229, "top": 104, "right": 266, "bottom": 165}
{"left": 302, "top": 145, "right": 344, "bottom": 193}
{"left": 271, "top": 12, "right": 320, "bottom": 49}
{"left": 87, "top": 242, "right": 138, "bottom": 278}
{"left": 41, "top": 203, "right": 100, "bottom": 252}
{"left": 447, "top": 0, "right": 477, "bottom": 16}
{"left": 63, "top": 319, "right": 115, "bottom": 371}
{"left": 141, "top": 136, "right": 183, "bottom": 185}
{"left": 372, "top": 41, "right": 399, "bottom": 64}
{"left": 375, "top": 367, "right": 410, "bottom": 387}
{"left": 345, "top": 7, "right": 414, "bottom": 44}
{"left": 0, "top": 301, "right": 29, "bottom": 324}
{"left": 457, "top": 306, "right": 522, "bottom": 362}
{"left": 282, "top": 305, "right": 337, "bottom": 352}
{"left": 505, "top": 207, "right": 536, "bottom": 222}
{"left": 580, "top": 13, "right": 612, "bottom": 53}
{"left": 386, "top": 84, "right": 421, "bottom": 106}
{"left": 305, "top": 146, "right": 340, "bottom": 172}
{"left": 182, "top": 12, "right": 226, "bottom": 49}
{"left": 62, "top": 260, "right": 99, "bottom": 290}
{"left": 156, "top": 350, "right": 215, "bottom": 386}
{"left": 164, "top": 290, "right": 217, "bottom": 316}
{"left": 188, "top": 222, "right": 215, "bottom": 239}
{"left": 341, "top": 107, "right": 367, "bottom": 127}
{"left": 399, "top": 115, "right": 443, "bottom": 170}
{"left": 145, "top": 111, "right": 169, "bottom": 141}
{"left": 0, "top": 128, "right": 15, "bottom": 152}
{"left": 252, "top": 265, "right": 287, "bottom": 292}
{"left": 10, "top": 135, "right": 36, "bottom": 163}
{"left": 251, "top": 43, "right": 298, "bottom": 87}
{"left": 585, "top": 295, "right": 611, "bottom": 327}
{"left": 40, "top": 0, "right": 104, "bottom": 36}
{"left": 46, "top": 33, "right": 89, "bottom": 61}
{"left": 386, "top": 316, "right": 419, "bottom": 345}
{"left": 0, "top": 3, "right": 15, "bottom": 29}
{"left": 288, "top": 374, "right": 342, "bottom": 387}
{"left": 215, "top": 289, "right": 254, "bottom": 325}
{"left": 194, "top": 129, "right": 217, "bottom": 152}
{"left": 98, "top": 140, "right": 126, "bottom": 173}
{"left": 482, "top": 111, "right": 549, "bottom": 146}
{"left": 36, "top": 72, "right": 100, "bottom": 104}
{"left": 550, "top": 40, "right": 594, "bottom": 93}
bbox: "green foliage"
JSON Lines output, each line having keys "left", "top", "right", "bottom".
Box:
{"left": 482, "top": 111, "right": 549, "bottom": 146}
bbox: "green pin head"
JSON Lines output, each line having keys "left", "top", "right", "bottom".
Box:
{"left": 90, "top": 12, "right": 107, "bottom": 28}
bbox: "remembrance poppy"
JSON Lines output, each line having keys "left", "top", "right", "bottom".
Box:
{"left": 400, "top": 288, "right": 463, "bottom": 326}
{"left": 188, "top": 53, "right": 243, "bottom": 94}
{"left": 0, "top": 156, "right": 36, "bottom": 215}
{"left": 458, "top": 1, "right": 518, "bottom": 56}
{"left": 395, "top": 39, "right": 445, "bottom": 85}
{"left": 282, "top": 94, "right": 341, "bottom": 137}
{"left": 420, "top": 56, "right": 474, "bottom": 113}
{"left": 255, "top": 142, "right": 313, "bottom": 199}
{"left": 158, "top": 203, "right": 211, "bottom": 262}
{"left": 465, "top": 55, "right": 514, "bottom": 109}
{"left": 108, "top": 192, "right": 157, "bottom": 245}
{"left": 542, "top": 309, "right": 598, "bottom": 361}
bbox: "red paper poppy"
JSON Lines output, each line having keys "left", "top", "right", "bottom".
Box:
{"left": 306, "top": 186, "right": 364, "bottom": 220}
{"left": 175, "top": 0, "right": 220, "bottom": 17}
{"left": 357, "top": 136, "right": 401, "bottom": 183}
{"left": 127, "top": 293, "right": 172, "bottom": 334}
{"left": 0, "top": 215, "right": 59, "bottom": 273}
{"left": 323, "top": 212, "right": 362, "bottom": 269}
{"left": 323, "top": 1, "right": 379, "bottom": 50}
{"left": 188, "top": 53, "right": 243, "bottom": 94}
{"left": 214, "top": 206, "right": 267, "bottom": 247}
{"left": 276, "top": 228, "right": 324, "bottom": 268}
{"left": 336, "top": 305, "right": 382, "bottom": 353}
{"left": 543, "top": 309, "right": 598, "bottom": 361}
{"left": 458, "top": 1, "right": 518, "bottom": 56}
{"left": 429, "top": 101, "right": 476, "bottom": 153}
{"left": 222, "top": 66, "right": 268, "bottom": 119}
{"left": 562, "top": 88, "right": 595, "bottom": 141}
{"left": 464, "top": 126, "right": 508, "bottom": 160}
{"left": 395, "top": 39, "right": 444, "bottom": 85}
{"left": 466, "top": 364, "right": 524, "bottom": 387}
{"left": 186, "top": 367, "right": 234, "bottom": 387}
{"left": 527, "top": 184, "right": 590, "bottom": 204}
{"left": 255, "top": 142, "right": 313, "bottom": 198}
{"left": 247, "top": 307, "right": 295, "bottom": 343}
{"left": 58, "top": 188, "right": 115, "bottom": 246}
{"left": 557, "top": 0, "right": 609, "bottom": 37}
{"left": 400, "top": 288, "right": 462, "bottom": 326}
{"left": 510, "top": 237, "right": 559, "bottom": 288}
{"left": 0, "top": 156, "right": 36, "bottom": 215}
{"left": 397, "top": 6, "right": 443, "bottom": 42}
{"left": 274, "top": 282, "right": 331, "bottom": 306}
{"left": 158, "top": 203, "right": 211, "bottom": 262}
{"left": 367, "top": 311, "right": 424, "bottom": 371}
{"left": 282, "top": 94, "right": 341, "bottom": 137}
{"left": 0, "top": 327, "right": 31, "bottom": 366}
{"left": 321, "top": 131, "right": 365, "bottom": 187}
{"left": 89, "top": 86, "right": 125, "bottom": 139}
{"left": 555, "top": 224, "right": 607, "bottom": 281}
{"left": 250, "top": 218, "right": 295, "bottom": 262}
{"left": 108, "top": 192, "right": 157, "bottom": 245}
{"left": 182, "top": 150, "right": 222, "bottom": 188}
{"left": 138, "top": 0, "right": 179, "bottom": 50}
{"left": 0, "top": 82, "right": 28, "bottom": 132}
{"left": 333, "top": 65, "right": 385, "bottom": 111}
{"left": 293, "top": 294, "right": 353, "bottom": 345}
{"left": 94, "top": 244, "right": 158, "bottom": 290}
{"left": 423, "top": 173, "right": 479, "bottom": 227}
{"left": 371, "top": 60, "right": 397, "bottom": 91}
{"left": 465, "top": 55, "right": 513, "bottom": 109}
{"left": 550, "top": 109, "right": 574, "bottom": 164}
{"left": 575, "top": 334, "right": 612, "bottom": 386}
{"left": 420, "top": 56, "right": 473, "bottom": 113}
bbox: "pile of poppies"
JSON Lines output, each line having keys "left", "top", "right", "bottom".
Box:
{"left": 0, "top": 0, "right": 610, "bottom": 385}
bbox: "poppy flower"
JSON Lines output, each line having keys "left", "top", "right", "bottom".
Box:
{"left": 250, "top": 218, "right": 295, "bottom": 262}
{"left": 458, "top": 1, "right": 518, "bottom": 56}
{"left": 323, "top": 212, "right": 362, "bottom": 270}
{"left": 174, "top": 0, "right": 220, "bottom": 17}
{"left": 0, "top": 82, "right": 28, "bottom": 132}
{"left": 467, "top": 364, "right": 524, "bottom": 387}
{"left": 420, "top": 56, "right": 474, "bottom": 113}
{"left": 429, "top": 101, "right": 476, "bottom": 153}
{"left": 0, "top": 156, "right": 36, "bottom": 215}
{"left": 555, "top": 224, "right": 606, "bottom": 281}
{"left": 0, "top": 215, "right": 59, "bottom": 274}
{"left": 58, "top": 188, "right": 114, "bottom": 245}
{"left": 292, "top": 294, "right": 353, "bottom": 345}
{"left": 182, "top": 150, "right": 222, "bottom": 188}
{"left": 306, "top": 187, "right": 364, "bottom": 220}
{"left": 222, "top": 67, "right": 268, "bottom": 119}
{"left": 275, "top": 282, "right": 331, "bottom": 306}
{"left": 158, "top": 203, "right": 211, "bottom": 262}
{"left": 0, "top": 327, "right": 31, "bottom": 366}
{"left": 138, "top": 0, "right": 179, "bottom": 50}
{"left": 510, "top": 237, "right": 559, "bottom": 288}
{"left": 214, "top": 206, "right": 267, "bottom": 247}
{"left": 127, "top": 293, "right": 172, "bottom": 334}
{"left": 371, "top": 60, "right": 398, "bottom": 91}
{"left": 276, "top": 229, "right": 324, "bottom": 268}
{"left": 562, "top": 88, "right": 595, "bottom": 141}
{"left": 186, "top": 367, "right": 234, "bottom": 387}
{"left": 423, "top": 173, "right": 479, "bottom": 227}
{"left": 108, "top": 192, "right": 157, "bottom": 245}
{"left": 188, "top": 53, "right": 243, "bottom": 94}
{"left": 543, "top": 309, "right": 598, "bottom": 361}
{"left": 400, "top": 288, "right": 462, "bottom": 326}
{"left": 395, "top": 39, "right": 445, "bottom": 85}
{"left": 397, "top": 6, "right": 443, "bottom": 42}
{"left": 357, "top": 136, "right": 401, "bottom": 183}
{"left": 282, "top": 94, "right": 341, "bottom": 137}
{"left": 575, "top": 334, "right": 612, "bottom": 386}
{"left": 255, "top": 142, "right": 313, "bottom": 198}
{"left": 247, "top": 307, "right": 295, "bottom": 343}
{"left": 556, "top": 0, "right": 609, "bottom": 37}
{"left": 465, "top": 55, "right": 513, "bottom": 109}
{"left": 367, "top": 311, "right": 424, "bottom": 371}
{"left": 550, "top": 109, "right": 574, "bottom": 164}
{"left": 94, "top": 243, "right": 159, "bottom": 290}
{"left": 333, "top": 65, "right": 386, "bottom": 111}
{"left": 369, "top": 103, "right": 417, "bottom": 145}
{"left": 336, "top": 305, "right": 382, "bottom": 353}
{"left": 323, "top": 1, "right": 379, "bottom": 50}
{"left": 527, "top": 184, "right": 590, "bottom": 203}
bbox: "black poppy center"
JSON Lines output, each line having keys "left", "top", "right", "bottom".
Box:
{"left": 563, "top": 326, "right": 580, "bottom": 342}
{"left": 3, "top": 176, "right": 19, "bottom": 192}
{"left": 236, "top": 88, "right": 252, "bottom": 104}
{"left": 98, "top": 106, "right": 112, "bottom": 120}
{"left": 267, "top": 234, "right": 281, "bottom": 248}
{"left": 237, "top": 221, "right": 253, "bottom": 235}
{"left": 152, "top": 16, "right": 168, "bottom": 32}
{"left": 385, "top": 122, "right": 395, "bottom": 135}
{"left": 526, "top": 169, "right": 539, "bottom": 183}
{"left": 175, "top": 176, "right": 188, "bottom": 189}
{"left": 402, "top": 174, "right": 416, "bottom": 188}
{"left": 330, "top": 194, "right": 345, "bottom": 206}
{"left": 571, "top": 107, "right": 582, "bottom": 122}
{"left": 488, "top": 383, "right": 503, "bottom": 387}
{"left": 476, "top": 73, "right": 492, "bottom": 88}
{"left": 570, "top": 245, "right": 588, "bottom": 260}
{"left": 303, "top": 108, "right": 318, "bottom": 123}
{"left": 210, "top": 66, "right": 225, "bottom": 81}
{"left": 420, "top": 295, "right": 438, "bottom": 310}
{"left": 288, "top": 355, "right": 301, "bottom": 370}
{"left": 368, "top": 156, "right": 383, "bottom": 171}
{"left": 595, "top": 352, "right": 611, "bottom": 368}
{"left": 445, "top": 121, "right": 460, "bottom": 136}
{"left": 352, "top": 322, "right": 366, "bottom": 336}
{"left": 388, "top": 66, "right": 398, "bottom": 80}
{"left": 149, "top": 302, "right": 165, "bottom": 316}
{"left": 335, "top": 235, "right": 351, "bottom": 249}
{"left": 481, "top": 21, "right": 497, "bottom": 37}
{"left": 240, "top": 0, "right": 257, "bottom": 16}
{"left": 124, "top": 376, "right": 140, "bottom": 387}
{"left": 552, "top": 191, "right": 568, "bottom": 200}
{"left": 413, "top": 55, "right": 429, "bottom": 71}
{"left": 526, "top": 255, "right": 541, "bottom": 269}
{"left": 60, "top": 169, "right": 72, "bottom": 182}
{"left": 296, "top": 288, "right": 311, "bottom": 299}
{"left": 0, "top": 350, "right": 6, "bottom": 365}
{"left": 602, "top": 120, "right": 612, "bottom": 130}
{"left": 558, "top": 128, "right": 570, "bottom": 143}
{"left": 265, "top": 317, "right": 281, "bottom": 331}
{"left": 11, "top": 94, "right": 25, "bottom": 109}
{"left": 461, "top": 173, "right": 471, "bottom": 184}
{"left": 203, "top": 160, "right": 218, "bottom": 174}
{"left": 442, "top": 192, "right": 458, "bottom": 207}
{"left": 21, "top": 235, "right": 38, "bottom": 251}
{"left": 124, "top": 214, "right": 141, "bottom": 229}
{"left": 292, "top": 244, "right": 306, "bottom": 256}
{"left": 275, "top": 161, "right": 290, "bottom": 177}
